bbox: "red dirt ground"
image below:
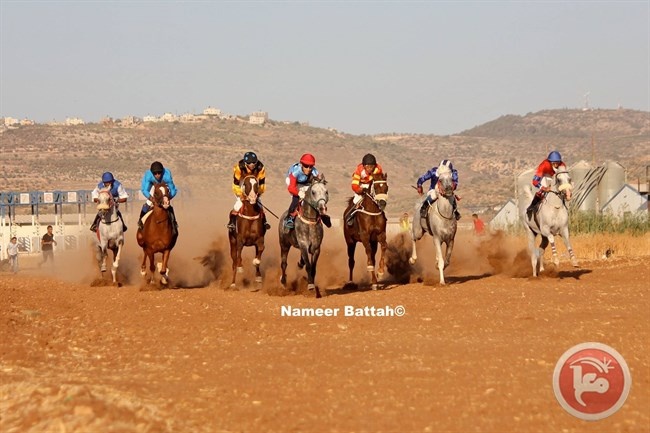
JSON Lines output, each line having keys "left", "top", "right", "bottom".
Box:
{"left": 1, "top": 223, "right": 648, "bottom": 433}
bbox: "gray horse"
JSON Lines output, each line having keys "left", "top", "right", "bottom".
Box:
{"left": 409, "top": 167, "right": 458, "bottom": 285}
{"left": 523, "top": 170, "right": 579, "bottom": 277}
{"left": 94, "top": 188, "right": 124, "bottom": 285}
{"left": 279, "top": 178, "right": 329, "bottom": 298}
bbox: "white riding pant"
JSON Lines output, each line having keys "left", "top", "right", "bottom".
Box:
{"left": 353, "top": 194, "right": 363, "bottom": 205}
{"left": 233, "top": 196, "right": 243, "bottom": 212}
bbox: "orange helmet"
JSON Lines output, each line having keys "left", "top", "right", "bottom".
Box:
{"left": 300, "top": 153, "right": 316, "bottom": 166}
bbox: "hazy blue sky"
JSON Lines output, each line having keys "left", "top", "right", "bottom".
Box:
{"left": 1, "top": 1, "right": 648, "bottom": 135}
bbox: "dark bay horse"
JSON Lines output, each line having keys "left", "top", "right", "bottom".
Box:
{"left": 523, "top": 170, "right": 579, "bottom": 276}
{"left": 409, "top": 167, "right": 457, "bottom": 285}
{"left": 228, "top": 175, "right": 266, "bottom": 288}
{"left": 343, "top": 172, "right": 389, "bottom": 290}
{"left": 279, "top": 178, "right": 329, "bottom": 298}
{"left": 136, "top": 181, "right": 177, "bottom": 286}
{"left": 95, "top": 188, "right": 124, "bottom": 285}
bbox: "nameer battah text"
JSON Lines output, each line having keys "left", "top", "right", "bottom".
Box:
{"left": 280, "top": 305, "right": 406, "bottom": 317}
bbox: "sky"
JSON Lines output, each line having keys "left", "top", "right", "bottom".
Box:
{"left": 1, "top": 1, "right": 648, "bottom": 135}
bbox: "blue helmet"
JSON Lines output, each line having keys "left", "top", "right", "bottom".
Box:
{"left": 547, "top": 151, "right": 562, "bottom": 163}
{"left": 101, "top": 172, "right": 114, "bottom": 183}
{"left": 244, "top": 151, "right": 258, "bottom": 164}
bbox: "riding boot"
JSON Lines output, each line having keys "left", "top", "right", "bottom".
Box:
{"left": 454, "top": 210, "right": 462, "bottom": 221}
{"left": 227, "top": 213, "right": 237, "bottom": 232}
{"left": 526, "top": 194, "right": 543, "bottom": 216}
{"left": 285, "top": 196, "right": 300, "bottom": 229}
{"left": 89, "top": 213, "right": 100, "bottom": 232}
{"left": 117, "top": 210, "right": 128, "bottom": 232}
{"left": 168, "top": 207, "right": 178, "bottom": 236}
{"left": 138, "top": 210, "right": 146, "bottom": 230}
{"left": 321, "top": 214, "right": 332, "bottom": 228}
{"left": 420, "top": 202, "right": 429, "bottom": 218}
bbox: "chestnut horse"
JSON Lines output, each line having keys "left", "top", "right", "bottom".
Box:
{"left": 343, "top": 172, "right": 389, "bottom": 290}
{"left": 228, "top": 175, "right": 266, "bottom": 288}
{"left": 136, "top": 182, "right": 177, "bottom": 286}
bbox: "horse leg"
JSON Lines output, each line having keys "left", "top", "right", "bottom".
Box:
{"left": 311, "top": 247, "right": 322, "bottom": 298}
{"left": 377, "top": 232, "right": 387, "bottom": 278}
{"left": 546, "top": 234, "right": 560, "bottom": 266}
{"left": 253, "top": 240, "right": 264, "bottom": 284}
{"left": 444, "top": 238, "right": 455, "bottom": 269}
{"left": 280, "top": 244, "right": 290, "bottom": 286}
{"left": 112, "top": 242, "right": 123, "bottom": 285}
{"left": 560, "top": 226, "right": 579, "bottom": 267}
{"left": 539, "top": 236, "right": 549, "bottom": 274}
{"left": 140, "top": 250, "right": 148, "bottom": 278}
{"left": 160, "top": 250, "right": 171, "bottom": 285}
{"left": 229, "top": 237, "right": 238, "bottom": 288}
{"left": 433, "top": 238, "right": 446, "bottom": 285}
{"left": 148, "top": 251, "right": 156, "bottom": 284}
{"left": 363, "top": 238, "right": 378, "bottom": 290}
{"left": 301, "top": 249, "right": 314, "bottom": 291}
{"left": 346, "top": 242, "right": 356, "bottom": 284}
{"left": 526, "top": 229, "right": 539, "bottom": 277}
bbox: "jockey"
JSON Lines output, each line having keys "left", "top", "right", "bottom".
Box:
{"left": 284, "top": 153, "right": 331, "bottom": 229}
{"left": 527, "top": 150, "right": 567, "bottom": 215}
{"left": 139, "top": 161, "right": 179, "bottom": 233}
{"left": 344, "top": 153, "right": 384, "bottom": 226}
{"left": 227, "top": 151, "right": 271, "bottom": 232}
{"left": 90, "top": 172, "right": 129, "bottom": 232}
{"left": 416, "top": 159, "right": 461, "bottom": 220}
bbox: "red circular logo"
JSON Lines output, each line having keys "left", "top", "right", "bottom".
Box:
{"left": 553, "top": 342, "right": 632, "bottom": 420}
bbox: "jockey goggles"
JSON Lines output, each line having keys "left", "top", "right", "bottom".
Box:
{"left": 301, "top": 163, "right": 314, "bottom": 169}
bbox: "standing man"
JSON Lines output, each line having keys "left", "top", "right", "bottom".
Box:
{"left": 40, "top": 225, "right": 57, "bottom": 267}
{"left": 7, "top": 236, "right": 19, "bottom": 273}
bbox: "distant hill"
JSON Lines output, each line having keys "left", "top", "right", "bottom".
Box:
{"left": 2, "top": 109, "right": 648, "bottom": 218}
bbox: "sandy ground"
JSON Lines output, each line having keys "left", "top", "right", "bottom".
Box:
{"left": 1, "top": 208, "right": 649, "bottom": 433}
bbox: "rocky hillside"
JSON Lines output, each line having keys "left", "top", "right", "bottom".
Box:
{"left": 1, "top": 109, "right": 648, "bottom": 217}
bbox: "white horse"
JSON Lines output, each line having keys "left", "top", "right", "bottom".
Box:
{"left": 523, "top": 170, "right": 579, "bottom": 277}
{"left": 95, "top": 188, "right": 124, "bottom": 285}
{"left": 409, "top": 167, "right": 458, "bottom": 285}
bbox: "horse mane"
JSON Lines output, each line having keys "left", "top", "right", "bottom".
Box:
{"left": 345, "top": 197, "right": 354, "bottom": 206}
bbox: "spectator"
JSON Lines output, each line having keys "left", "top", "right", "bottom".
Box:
{"left": 7, "top": 236, "right": 19, "bottom": 273}
{"left": 472, "top": 214, "right": 485, "bottom": 236}
{"left": 39, "top": 225, "right": 57, "bottom": 267}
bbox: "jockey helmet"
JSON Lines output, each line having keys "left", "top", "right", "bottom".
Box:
{"left": 547, "top": 151, "right": 562, "bottom": 163}
{"left": 243, "top": 151, "right": 258, "bottom": 164}
{"left": 101, "top": 172, "right": 114, "bottom": 183}
{"left": 150, "top": 161, "right": 164, "bottom": 174}
{"left": 300, "top": 153, "right": 316, "bottom": 166}
{"left": 439, "top": 159, "right": 454, "bottom": 170}
{"left": 362, "top": 153, "right": 377, "bottom": 166}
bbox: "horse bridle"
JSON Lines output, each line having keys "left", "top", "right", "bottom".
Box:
{"left": 299, "top": 181, "right": 327, "bottom": 224}
{"left": 97, "top": 191, "right": 120, "bottom": 224}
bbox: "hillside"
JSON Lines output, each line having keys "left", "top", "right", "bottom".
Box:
{"left": 1, "top": 109, "right": 648, "bottom": 217}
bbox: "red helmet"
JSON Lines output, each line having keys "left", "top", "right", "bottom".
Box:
{"left": 300, "top": 153, "right": 316, "bottom": 166}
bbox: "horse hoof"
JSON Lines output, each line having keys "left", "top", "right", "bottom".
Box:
{"left": 230, "top": 283, "right": 236, "bottom": 289}
{"left": 140, "top": 269, "right": 146, "bottom": 277}
{"left": 161, "top": 277, "right": 168, "bottom": 285}
{"left": 255, "top": 276, "right": 262, "bottom": 283}
{"left": 237, "top": 267, "right": 244, "bottom": 274}
{"left": 377, "top": 271, "right": 384, "bottom": 278}
{"left": 252, "top": 258, "right": 261, "bottom": 266}
{"left": 409, "top": 257, "right": 417, "bottom": 265}
{"left": 372, "top": 284, "right": 378, "bottom": 291}
{"left": 571, "top": 258, "right": 580, "bottom": 267}
{"left": 101, "top": 266, "right": 107, "bottom": 272}
{"left": 308, "top": 284, "right": 315, "bottom": 291}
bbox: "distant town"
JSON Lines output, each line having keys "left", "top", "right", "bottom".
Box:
{"left": 0, "top": 107, "right": 303, "bottom": 131}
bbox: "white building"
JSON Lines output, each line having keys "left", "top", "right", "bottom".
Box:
{"left": 490, "top": 199, "right": 519, "bottom": 229}
{"left": 249, "top": 111, "right": 268, "bottom": 125}
{"left": 203, "top": 106, "right": 222, "bottom": 116}
{"left": 65, "top": 117, "right": 85, "bottom": 125}
{"left": 601, "top": 184, "right": 648, "bottom": 219}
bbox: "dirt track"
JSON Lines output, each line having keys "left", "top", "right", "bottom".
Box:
{"left": 1, "top": 227, "right": 649, "bottom": 433}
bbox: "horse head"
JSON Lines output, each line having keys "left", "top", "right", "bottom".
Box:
{"left": 240, "top": 175, "right": 259, "bottom": 204}
{"left": 436, "top": 167, "right": 455, "bottom": 198}
{"left": 370, "top": 172, "right": 389, "bottom": 211}
{"left": 554, "top": 170, "right": 573, "bottom": 201}
{"left": 152, "top": 182, "right": 171, "bottom": 209}
{"left": 305, "top": 177, "right": 329, "bottom": 217}
{"left": 97, "top": 188, "right": 114, "bottom": 213}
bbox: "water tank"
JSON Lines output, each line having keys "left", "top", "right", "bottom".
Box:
{"left": 569, "top": 160, "right": 598, "bottom": 212}
{"left": 516, "top": 168, "right": 535, "bottom": 215}
{"left": 598, "top": 161, "right": 626, "bottom": 211}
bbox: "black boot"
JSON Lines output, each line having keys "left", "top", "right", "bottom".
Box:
{"left": 168, "top": 207, "right": 178, "bottom": 236}
{"left": 227, "top": 213, "right": 237, "bottom": 232}
{"left": 117, "top": 210, "right": 127, "bottom": 232}
{"left": 454, "top": 210, "right": 461, "bottom": 221}
{"left": 420, "top": 203, "right": 429, "bottom": 218}
{"left": 321, "top": 215, "right": 332, "bottom": 228}
{"left": 89, "top": 214, "right": 100, "bottom": 232}
{"left": 527, "top": 194, "right": 542, "bottom": 216}
{"left": 138, "top": 210, "right": 146, "bottom": 230}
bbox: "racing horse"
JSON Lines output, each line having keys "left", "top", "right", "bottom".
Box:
{"left": 94, "top": 188, "right": 124, "bottom": 285}
{"left": 228, "top": 175, "right": 266, "bottom": 288}
{"left": 409, "top": 166, "right": 458, "bottom": 285}
{"left": 279, "top": 177, "right": 329, "bottom": 298}
{"left": 136, "top": 181, "right": 177, "bottom": 286}
{"left": 343, "top": 172, "right": 389, "bottom": 290}
{"left": 523, "top": 170, "right": 579, "bottom": 277}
